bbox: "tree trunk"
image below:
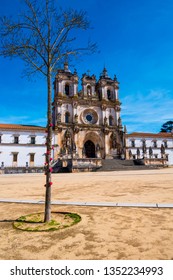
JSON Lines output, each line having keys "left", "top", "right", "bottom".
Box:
{"left": 44, "top": 69, "right": 52, "bottom": 223}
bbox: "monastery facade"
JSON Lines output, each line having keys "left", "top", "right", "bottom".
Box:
{"left": 52, "top": 63, "right": 126, "bottom": 165}
{"left": 0, "top": 63, "right": 173, "bottom": 172}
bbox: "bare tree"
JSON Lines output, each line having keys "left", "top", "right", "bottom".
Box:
{"left": 0, "top": 0, "right": 96, "bottom": 222}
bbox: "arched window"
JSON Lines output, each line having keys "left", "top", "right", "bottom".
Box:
{"left": 98, "top": 89, "right": 102, "bottom": 100}
{"left": 65, "top": 112, "right": 70, "bottom": 123}
{"left": 65, "top": 84, "right": 70, "bottom": 96}
{"left": 109, "top": 116, "right": 113, "bottom": 126}
{"left": 107, "top": 89, "right": 111, "bottom": 100}
{"left": 87, "top": 85, "right": 92, "bottom": 96}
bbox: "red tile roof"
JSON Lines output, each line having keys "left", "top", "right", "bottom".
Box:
{"left": 0, "top": 124, "right": 46, "bottom": 132}
{"left": 127, "top": 132, "right": 173, "bottom": 138}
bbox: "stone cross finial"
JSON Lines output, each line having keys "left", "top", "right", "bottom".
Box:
{"left": 87, "top": 69, "right": 90, "bottom": 76}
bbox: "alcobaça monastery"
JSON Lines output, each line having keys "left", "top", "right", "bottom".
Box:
{"left": 0, "top": 63, "right": 173, "bottom": 173}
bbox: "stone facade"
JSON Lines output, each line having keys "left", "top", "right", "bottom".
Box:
{"left": 52, "top": 63, "right": 126, "bottom": 171}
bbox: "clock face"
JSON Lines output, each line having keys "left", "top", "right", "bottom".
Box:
{"left": 82, "top": 109, "right": 98, "bottom": 124}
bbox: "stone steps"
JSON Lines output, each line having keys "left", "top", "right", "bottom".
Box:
{"left": 97, "top": 159, "right": 161, "bottom": 171}
{"left": 52, "top": 158, "right": 164, "bottom": 173}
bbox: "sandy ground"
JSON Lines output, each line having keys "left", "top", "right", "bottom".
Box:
{"left": 0, "top": 168, "right": 173, "bottom": 260}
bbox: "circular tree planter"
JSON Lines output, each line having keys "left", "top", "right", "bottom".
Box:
{"left": 13, "top": 212, "right": 81, "bottom": 232}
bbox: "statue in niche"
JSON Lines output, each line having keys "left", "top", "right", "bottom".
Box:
{"left": 104, "top": 116, "right": 108, "bottom": 126}
{"left": 72, "top": 141, "right": 76, "bottom": 152}
{"left": 74, "top": 114, "right": 78, "bottom": 123}
{"left": 137, "top": 148, "right": 140, "bottom": 159}
{"left": 57, "top": 112, "right": 61, "bottom": 123}
{"left": 118, "top": 117, "right": 122, "bottom": 127}
{"left": 66, "top": 137, "right": 70, "bottom": 147}
{"left": 67, "top": 145, "right": 72, "bottom": 154}
{"left": 87, "top": 86, "right": 92, "bottom": 97}
{"left": 129, "top": 149, "right": 132, "bottom": 159}
{"left": 149, "top": 146, "right": 153, "bottom": 158}
{"left": 161, "top": 144, "right": 165, "bottom": 158}
{"left": 142, "top": 145, "right": 146, "bottom": 154}
{"left": 63, "top": 129, "right": 72, "bottom": 154}
{"left": 60, "top": 140, "right": 66, "bottom": 155}
{"left": 96, "top": 143, "right": 101, "bottom": 158}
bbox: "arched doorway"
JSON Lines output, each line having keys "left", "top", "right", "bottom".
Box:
{"left": 84, "top": 140, "right": 95, "bottom": 158}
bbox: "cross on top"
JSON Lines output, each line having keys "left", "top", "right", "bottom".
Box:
{"left": 87, "top": 69, "right": 90, "bottom": 76}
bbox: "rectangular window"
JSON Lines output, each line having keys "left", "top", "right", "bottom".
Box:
{"left": 14, "top": 136, "right": 19, "bottom": 144}
{"left": 154, "top": 154, "right": 158, "bottom": 159}
{"left": 153, "top": 141, "right": 157, "bottom": 148}
{"left": 131, "top": 140, "right": 135, "bottom": 147}
{"left": 142, "top": 140, "right": 146, "bottom": 146}
{"left": 31, "top": 137, "right": 36, "bottom": 144}
{"left": 13, "top": 153, "right": 18, "bottom": 162}
{"left": 164, "top": 141, "right": 168, "bottom": 148}
{"left": 0, "top": 135, "right": 1, "bottom": 143}
{"left": 30, "top": 153, "right": 35, "bottom": 162}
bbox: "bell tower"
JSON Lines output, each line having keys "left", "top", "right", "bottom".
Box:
{"left": 54, "top": 62, "right": 78, "bottom": 98}
{"left": 97, "top": 67, "right": 119, "bottom": 101}
{"left": 52, "top": 63, "right": 79, "bottom": 159}
{"left": 81, "top": 73, "right": 97, "bottom": 99}
{"left": 96, "top": 67, "right": 121, "bottom": 126}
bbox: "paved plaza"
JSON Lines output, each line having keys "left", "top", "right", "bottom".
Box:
{"left": 0, "top": 169, "right": 173, "bottom": 259}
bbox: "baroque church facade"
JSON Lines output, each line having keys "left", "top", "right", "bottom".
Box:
{"left": 0, "top": 63, "right": 173, "bottom": 173}
{"left": 52, "top": 62, "right": 127, "bottom": 171}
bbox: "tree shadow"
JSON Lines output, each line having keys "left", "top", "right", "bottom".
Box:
{"left": 0, "top": 219, "right": 16, "bottom": 223}
{"left": 0, "top": 219, "right": 42, "bottom": 223}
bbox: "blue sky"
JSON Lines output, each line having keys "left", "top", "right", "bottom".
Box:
{"left": 0, "top": 0, "right": 173, "bottom": 133}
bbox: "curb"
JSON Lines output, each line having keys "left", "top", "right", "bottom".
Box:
{"left": 0, "top": 199, "right": 173, "bottom": 208}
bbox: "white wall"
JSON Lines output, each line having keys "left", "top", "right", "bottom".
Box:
{"left": 0, "top": 145, "right": 46, "bottom": 167}
{"left": 126, "top": 136, "right": 173, "bottom": 165}
{"left": 1, "top": 131, "right": 45, "bottom": 145}
{"left": 0, "top": 130, "right": 48, "bottom": 167}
